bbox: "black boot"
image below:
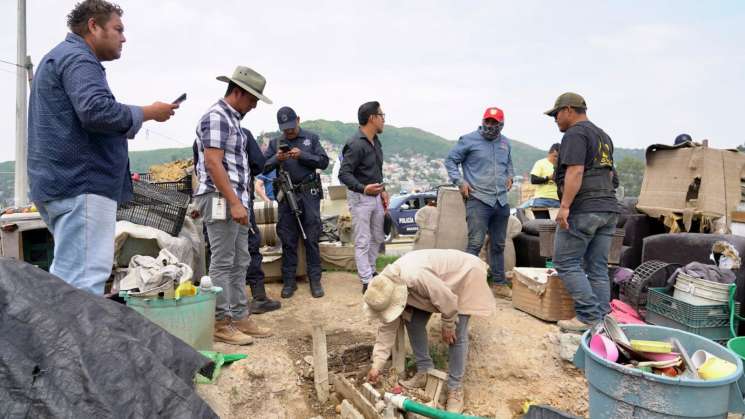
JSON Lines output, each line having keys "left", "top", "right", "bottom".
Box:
{"left": 309, "top": 281, "right": 324, "bottom": 298}
{"left": 250, "top": 297, "right": 281, "bottom": 314}
{"left": 281, "top": 281, "right": 298, "bottom": 299}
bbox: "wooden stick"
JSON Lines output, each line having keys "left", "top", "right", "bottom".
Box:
{"left": 391, "top": 321, "right": 406, "bottom": 378}
{"left": 312, "top": 324, "right": 329, "bottom": 403}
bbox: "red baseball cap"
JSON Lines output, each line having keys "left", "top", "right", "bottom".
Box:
{"left": 482, "top": 107, "right": 504, "bottom": 122}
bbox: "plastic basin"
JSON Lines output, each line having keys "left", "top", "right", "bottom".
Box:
{"left": 574, "top": 324, "right": 745, "bottom": 418}
{"left": 728, "top": 337, "right": 745, "bottom": 362}
{"left": 124, "top": 289, "right": 219, "bottom": 350}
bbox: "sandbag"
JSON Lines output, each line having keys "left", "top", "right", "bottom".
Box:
{"left": 0, "top": 257, "right": 216, "bottom": 418}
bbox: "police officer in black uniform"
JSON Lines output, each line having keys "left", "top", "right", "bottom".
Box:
{"left": 264, "top": 107, "right": 329, "bottom": 298}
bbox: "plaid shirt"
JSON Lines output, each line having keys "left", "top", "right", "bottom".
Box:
{"left": 194, "top": 99, "right": 251, "bottom": 209}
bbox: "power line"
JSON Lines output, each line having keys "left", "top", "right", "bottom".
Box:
{"left": 0, "top": 58, "right": 23, "bottom": 68}
{"left": 144, "top": 128, "right": 190, "bottom": 146}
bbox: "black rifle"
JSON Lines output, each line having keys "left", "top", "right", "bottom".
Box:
{"left": 276, "top": 139, "right": 307, "bottom": 239}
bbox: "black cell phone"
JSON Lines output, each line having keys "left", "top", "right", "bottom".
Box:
{"left": 173, "top": 93, "right": 187, "bottom": 105}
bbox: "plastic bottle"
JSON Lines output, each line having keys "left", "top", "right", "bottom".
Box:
{"left": 199, "top": 276, "right": 213, "bottom": 291}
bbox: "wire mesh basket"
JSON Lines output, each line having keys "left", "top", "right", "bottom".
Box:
{"left": 620, "top": 260, "right": 681, "bottom": 317}
{"left": 137, "top": 173, "right": 193, "bottom": 196}
{"left": 117, "top": 180, "right": 190, "bottom": 236}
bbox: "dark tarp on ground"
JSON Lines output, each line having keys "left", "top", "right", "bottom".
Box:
{"left": 0, "top": 257, "right": 217, "bottom": 418}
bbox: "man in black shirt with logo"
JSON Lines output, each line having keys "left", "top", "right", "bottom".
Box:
{"left": 544, "top": 92, "right": 620, "bottom": 332}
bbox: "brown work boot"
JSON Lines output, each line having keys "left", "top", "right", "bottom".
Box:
{"left": 234, "top": 316, "right": 273, "bottom": 338}
{"left": 491, "top": 283, "right": 512, "bottom": 299}
{"left": 400, "top": 371, "right": 428, "bottom": 390}
{"left": 214, "top": 319, "right": 254, "bottom": 345}
{"left": 446, "top": 388, "right": 464, "bottom": 413}
{"left": 557, "top": 317, "right": 592, "bottom": 333}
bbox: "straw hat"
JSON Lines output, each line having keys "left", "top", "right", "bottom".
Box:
{"left": 216, "top": 66, "right": 272, "bottom": 104}
{"left": 363, "top": 266, "right": 408, "bottom": 323}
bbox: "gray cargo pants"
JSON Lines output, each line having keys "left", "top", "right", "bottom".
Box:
{"left": 196, "top": 193, "right": 251, "bottom": 321}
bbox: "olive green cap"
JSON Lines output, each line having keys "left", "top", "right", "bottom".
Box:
{"left": 544, "top": 92, "right": 587, "bottom": 117}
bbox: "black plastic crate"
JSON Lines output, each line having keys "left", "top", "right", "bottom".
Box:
{"left": 137, "top": 173, "right": 192, "bottom": 196}
{"left": 117, "top": 180, "right": 189, "bottom": 236}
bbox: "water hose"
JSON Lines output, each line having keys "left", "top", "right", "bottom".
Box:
{"left": 728, "top": 284, "right": 745, "bottom": 338}
{"left": 384, "top": 393, "right": 488, "bottom": 419}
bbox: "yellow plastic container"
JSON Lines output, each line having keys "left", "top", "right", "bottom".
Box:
{"left": 175, "top": 281, "right": 197, "bottom": 299}
{"left": 630, "top": 339, "right": 673, "bottom": 353}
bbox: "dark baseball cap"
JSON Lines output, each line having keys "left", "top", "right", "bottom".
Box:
{"left": 277, "top": 106, "right": 298, "bottom": 130}
{"left": 544, "top": 92, "right": 587, "bottom": 117}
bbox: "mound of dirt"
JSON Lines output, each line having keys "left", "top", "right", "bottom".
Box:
{"left": 195, "top": 272, "right": 589, "bottom": 418}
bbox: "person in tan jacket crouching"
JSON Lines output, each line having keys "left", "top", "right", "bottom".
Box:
{"left": 364, "top": 249, "right": 496, "bottom": 413}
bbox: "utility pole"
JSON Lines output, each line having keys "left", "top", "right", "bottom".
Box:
{"left": 14, "top": 0, "right": 29, "bottom": 207}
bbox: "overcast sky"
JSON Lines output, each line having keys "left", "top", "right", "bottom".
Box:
{"left": 1, "top": 0, "right": 744, "bottom": 163}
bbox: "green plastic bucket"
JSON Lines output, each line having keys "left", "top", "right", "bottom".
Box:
{"left": 124, "top": 288, "right": 220, "bottom": 350}
{"left": 728, "top": 337, "right": 745, "bottom": 362}
{"left": 575, "top": 324, "right": 745, "bottom": 418}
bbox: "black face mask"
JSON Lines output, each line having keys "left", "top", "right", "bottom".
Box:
{"left": 479, "top": 121, "right": 503, "bottom": 140}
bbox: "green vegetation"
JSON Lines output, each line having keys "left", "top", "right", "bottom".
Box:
{"left": 616, "top": 156, "right": 646, "bottom": 198}
{"left": 376, "top": 255, "right": 400, "bottom": 272}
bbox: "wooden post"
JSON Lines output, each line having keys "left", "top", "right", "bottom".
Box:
{"left": 312, "top": 324, "right": 329, "bottom": 403}
{"left": 391, "top": 320, "right": 406, "bottom": 378}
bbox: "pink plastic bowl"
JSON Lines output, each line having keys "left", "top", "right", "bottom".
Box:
{"left": 590, "top": 334, "right": 619, "bottom": 363}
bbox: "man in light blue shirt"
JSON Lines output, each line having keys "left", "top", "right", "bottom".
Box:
{"left": 445, "top": 107, "right": 514, "bottom": 298}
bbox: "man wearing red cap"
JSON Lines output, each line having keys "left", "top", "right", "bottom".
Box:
{"left": 445, "top": 107, "right": 514, "bottom": 298}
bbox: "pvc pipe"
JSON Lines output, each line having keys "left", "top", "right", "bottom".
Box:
{"left": 384, "top": 393, "right": 488, "bottom": 419}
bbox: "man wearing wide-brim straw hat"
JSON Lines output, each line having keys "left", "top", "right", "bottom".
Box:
{"left": 194, "top": 66, "right": 273, "bottom": 346}
{"left": 364, "top": 249, "right": 496, "bottom": 413}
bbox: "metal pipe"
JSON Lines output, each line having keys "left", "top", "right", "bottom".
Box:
{"left": 15, "top": 0, "right": 29, "bottom": 207}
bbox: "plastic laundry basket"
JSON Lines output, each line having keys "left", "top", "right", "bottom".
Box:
{"left": 674, "top": 274, "right": 730, "bottom": 305}
{"left": 574, "top": 324, "right": 745, "bottom": 418}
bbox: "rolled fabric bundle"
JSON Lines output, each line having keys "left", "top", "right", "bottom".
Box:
{"left": 254, "top": 201, "right": 279, "bottom": 225}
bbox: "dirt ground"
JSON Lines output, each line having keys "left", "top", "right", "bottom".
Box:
{"left": 196, "top": 272, "right": 589, "bottom": 418}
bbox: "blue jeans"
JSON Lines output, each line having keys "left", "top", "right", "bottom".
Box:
{"left": 532, "top": 197, "right": 560, "bottom": 208}
{"left": 405, "top": 308, "right": 471, "bottom": 390}
{"left": 553, "top": 212, "right": 619, "bottom": 323}
{"left": 36, "top": 194, "right": 117, "bottom": 295}
{"left": 465, "top": 197, "right": 510, "bottom": 284}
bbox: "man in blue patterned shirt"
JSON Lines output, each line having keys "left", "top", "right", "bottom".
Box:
{"left": 445, "top": 107, "right": 515, "bottom": 299}
{"left": 28, "top": 0, "right": 177, "bottom": 295}
{"left": 194, "top": 66, "right": 273, "bottom": 345}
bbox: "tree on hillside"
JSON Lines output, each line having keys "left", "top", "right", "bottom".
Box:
{"left": 616, "top": 156, "right": 645, "bottom": 198}
{"left": 738, "top": 143, "right": 745, "bottom": 152}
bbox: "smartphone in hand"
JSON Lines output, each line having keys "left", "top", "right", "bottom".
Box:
{"left": 173, "top": 93, "right": 187, "bottom": 105}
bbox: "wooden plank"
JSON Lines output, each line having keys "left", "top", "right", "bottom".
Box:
{"left": 732, "top": 211, "right": 745, "bottom": 223}
{"left": 312, "top": 324, "right": 329, "bottom": 403}
{"left": 332, "top": 374, "right": 382, "bottom": 419}
{"left": 361, "top": 382, "right": 381, "bottom": 404}
{"left": 391, "top": 321, "right": 406, "bottom": 378}
{"left": 341, "top": 400, "right": 365, "bottom": 419}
